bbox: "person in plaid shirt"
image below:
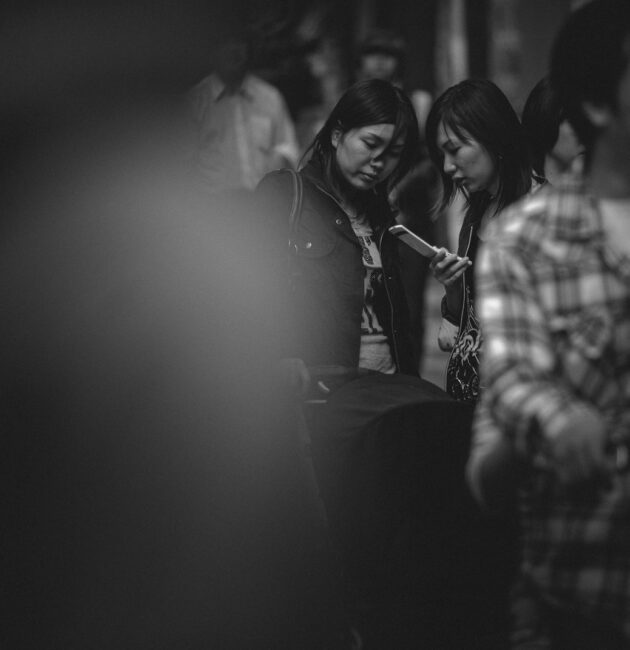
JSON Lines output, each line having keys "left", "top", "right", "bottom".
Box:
{"left": 467, "top": 1, "right": 630, "bottom": 647}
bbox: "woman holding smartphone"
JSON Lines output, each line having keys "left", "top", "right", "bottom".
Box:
{"left": 425, "top": 79, "right": 532, "bottom": 403}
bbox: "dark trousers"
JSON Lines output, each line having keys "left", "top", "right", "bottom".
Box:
{"left": 308, "top": 373, "right": 517, "bottom": 649}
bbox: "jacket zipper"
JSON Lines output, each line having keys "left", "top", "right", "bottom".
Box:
{"left": 314, "top": 178, "right": 400, "bottom": 369}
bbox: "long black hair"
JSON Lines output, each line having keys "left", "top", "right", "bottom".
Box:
{"left": 425, "top": 79, "right": 531, "bottom": 221}
{"left": 305, "top": 78, "right": 420, "bottom": 197}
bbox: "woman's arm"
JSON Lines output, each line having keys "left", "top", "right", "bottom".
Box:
{"left": 430, "top": 248, "right": 470, "bottom": 322}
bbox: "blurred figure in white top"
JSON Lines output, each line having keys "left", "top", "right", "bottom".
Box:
{"left": 189, "top": 27, "right": 299, "bottom": 193}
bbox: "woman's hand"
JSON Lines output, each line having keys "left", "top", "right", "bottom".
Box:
{"left": 430, "top": 248, "right": 471, "bottom": 288}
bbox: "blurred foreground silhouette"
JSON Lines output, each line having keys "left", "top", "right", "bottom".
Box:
{"left": 0, "top": 2, "right": 343, "bottom": 648}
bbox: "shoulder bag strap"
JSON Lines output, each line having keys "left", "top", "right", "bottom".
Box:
{"left": 286, "top": 168, "right": 303, "bottom": 254}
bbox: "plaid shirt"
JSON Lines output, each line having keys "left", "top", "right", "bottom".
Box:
{"left": 472, "top": 177, "right": 630, "bottom": 637}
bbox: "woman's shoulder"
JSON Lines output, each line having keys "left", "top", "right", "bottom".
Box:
{"left": 257, "top": 168, "right": 323, "bottom": 211}
{"left": 255, "top": 169, "right": 304, "bottom": 228}
{"left": 257, "top": 168, "right": 297, "bottom": 195}
{"left": 257, "top": 167, "right": 340, "bottom": 232}
{"left": 258, "top": 162, "right": 330, "bottom": 199}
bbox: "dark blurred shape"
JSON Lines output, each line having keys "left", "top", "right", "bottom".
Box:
{"left": 358, "top": 28, "right": 407, "bottom": 61}
{"left": 213, "top": 35, "right": 251, "bottom": 88}
{"left": 522, "top": 77, "right": 566, "bottom": 180}
{"left": 521, "top": 76, "right": 584, "bottom": 184}
{"left": 0, "top": 2, "right": 344, "bottom": 648}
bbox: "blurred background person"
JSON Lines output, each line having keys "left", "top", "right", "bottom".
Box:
{"left": 188, "top": 25, "right": 299, "bottom": 193}
{"left": 522, "top": 75, "right": 584, "bottom": 186}
{"left": 356, "top": 29, "right": 432, "bottom": 138}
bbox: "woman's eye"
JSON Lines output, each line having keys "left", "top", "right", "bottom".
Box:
{"left": 362, "top": 140, "right": 378, "bottom": 149}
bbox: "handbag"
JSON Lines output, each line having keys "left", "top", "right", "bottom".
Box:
{"left": 446, "top": 284, "right": 482, "bottom": 404}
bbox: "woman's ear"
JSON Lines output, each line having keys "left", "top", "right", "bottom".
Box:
{"left": 331, "top": 128, "right": 342, "bottom": 149}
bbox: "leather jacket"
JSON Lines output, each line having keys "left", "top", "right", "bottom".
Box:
{"left": 257, "top": 157, "right": 416, "bottom": 375}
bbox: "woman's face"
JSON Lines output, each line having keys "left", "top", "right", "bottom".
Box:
{"left": 436, "top": 121, "right": 499, "bottom": 195}
{"left": 331, "top": 123, "right": 404, "bottom": 191}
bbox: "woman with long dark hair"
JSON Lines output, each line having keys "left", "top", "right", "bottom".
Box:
{"left": 257, "top": 78, "right": 421, "bottom": 386}
{"left": 425, "top": 78, "right": 532, "bottom": 403}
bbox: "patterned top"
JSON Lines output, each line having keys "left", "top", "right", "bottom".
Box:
{"left": 472, "top": 177, "right": 630, "bottom": 635}
{"left": 346, "top": 210, "right": 395, "bottom": 374}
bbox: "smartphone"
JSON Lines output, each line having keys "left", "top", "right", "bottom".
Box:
{"left": 388, "top": 224, "right": 439, "bottom": 258}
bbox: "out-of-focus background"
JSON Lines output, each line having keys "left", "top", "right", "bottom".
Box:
{"left": 242, "top": 0, "right": 580, "bottom": 140}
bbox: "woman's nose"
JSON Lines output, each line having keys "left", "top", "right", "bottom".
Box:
{"left": 370, "top": 155, "right": 385, "bottom": 169}
{"left": 443, "top": 155, "right": 456, "bottom": 175}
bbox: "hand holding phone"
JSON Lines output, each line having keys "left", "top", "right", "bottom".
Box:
{"left": 430, "top": 248, "right": 472, "bottom": 287}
